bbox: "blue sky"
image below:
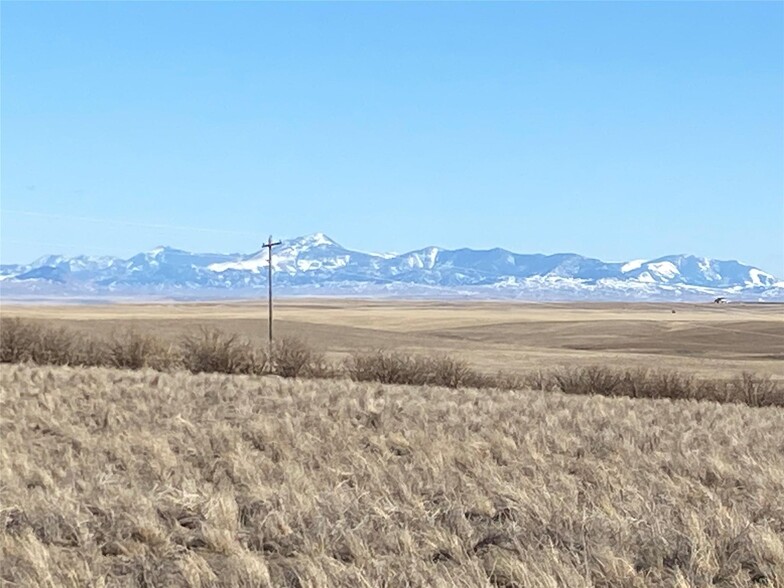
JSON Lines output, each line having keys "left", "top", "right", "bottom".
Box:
{"left": 2, "top": 2, "right": 782, "bottom": 275}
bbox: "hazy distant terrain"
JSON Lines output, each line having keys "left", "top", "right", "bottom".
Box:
{"left": 2, "top": 234, "right": 781, "bottom": 301}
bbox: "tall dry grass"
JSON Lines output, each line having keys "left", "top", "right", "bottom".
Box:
{"left": 1, "top": 364, "right": 783, "bottom": 587}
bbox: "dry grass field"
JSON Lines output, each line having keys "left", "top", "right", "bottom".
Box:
{"left": 2, "top": 299, "right": 783, "bottom": 379}
{"left": 2, "top": 300, "right": 783, "bottom": 586}
{"left": 2, "top": 363, "right": 784, "bottom": 587}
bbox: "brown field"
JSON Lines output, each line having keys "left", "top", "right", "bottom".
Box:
{"left": 2, "top": 363, "right": 784, "bottom": 587}
{"left": 2, "top": 299, "right": 783, "bottom": 379}
{"left": 2, "top": 300, "right": 783, "bottom": 586}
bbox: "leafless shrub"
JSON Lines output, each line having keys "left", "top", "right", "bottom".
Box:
{"left": 553, "top": 365, "right": 623, "bottom": 396}
{"left": 546, "top": 366, "right": 783, "bottom": 408}
{"left": 0, "top": 317, "right": 104, "bottom": 367}
{"left": 109, "top": 330, "right": 181, "bottom": 371}
{"left": 270, "top": 336, "right": 324, "bottom": 378}
{"left": 345, "top": 350, "right": 487, "bottom": 388}
{"left": 553, "top": 365, "right": 708, "bottom": 402}
{"left": 1, "top": 317, "right": 42, "bottom": 363}
{"left": 725, "top": 372, "right": 783, "bottom": 408}
{"left": 67, "top": 334, "right": 110, "bottom": 367}
{"left": 35, "top": 326, "right": 85, "bottom": 366}
{"left": 618, "top": 368, "right": 694, "bottom": 400}
{"left": 179, "top": 327, "right": 264, "bottom": 375}
{"left": 477, "top": 370, "right": 516, "bottom": 390}
{"left": 345, "top": 350, "right": 420, "bottom": 385}
{"left": 521, "top": 369, "right": 557, "bottom": 391}
{"left": 428, "top": 354, "right": 487, "bottom": 388}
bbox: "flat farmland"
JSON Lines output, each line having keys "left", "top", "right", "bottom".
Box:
{"left": 2, "top": 300, "right": 782, "bottom": 379}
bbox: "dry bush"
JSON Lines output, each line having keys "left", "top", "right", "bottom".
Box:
{"left": 723, "top": 372, "right": 784, "bottom": 408}
{"left": 109, "top": 329, "right": 181, "bottom": 371}
{"left": 553, "top": 365, "right": 624, "bottom": 396}
{"left": 630, "top": 368, "right": 694, "bottom": 399}
{"left": 345, "top": 350, "right": 487, "bottom": 388}
{"left": 270, "top": 336, "right": 325, "bottom": 378}
{"left": 428, "top": 354, "right": 488, "bottom": 388}
{"left": 491, "top": 369, "right": 556, "bottom": 392}
{"left": 179, "top": 327, "right": 265, "bottom": 375}
{"left": 63, "top": 333, "right": 109, "bottom": 367}
{"left": 345, "top": 349, "right": 421, "bottom": 384}
{"left": 2, "top": 363, "right": 784, "bottom": 587}
{"left": 549, "top": 365, "right": 784, "bottom": 408}
{"left": 35, "top": 327, "right": 89, "bottom": 366}
{"left": 0, "top": 317, "right": 105, "bottom": 367}
{"left": 1, "top": 317, "right": 40, "bottom": 363}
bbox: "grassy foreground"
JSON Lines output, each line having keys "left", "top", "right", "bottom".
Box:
{"left": 1, "top": 364, "right": 783, "bottom": 587}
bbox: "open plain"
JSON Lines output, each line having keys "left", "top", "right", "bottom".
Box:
{"left": 3, "top": 300, "right": 784, "bottom": 586}
{"left": 2, "top": 299, "right": 782, "bottom": 379}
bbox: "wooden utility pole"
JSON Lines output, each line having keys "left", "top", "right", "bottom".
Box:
{"left": 262, "top": 235, "right": 282, "bottom": 351}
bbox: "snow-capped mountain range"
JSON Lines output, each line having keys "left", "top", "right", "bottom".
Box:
{"left": 1, "top": 233, "right": 781, "bottom": 301}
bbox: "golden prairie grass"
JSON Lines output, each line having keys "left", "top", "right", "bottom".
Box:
{"left": 1, "top": 363, "right": 784, "bottom": 587}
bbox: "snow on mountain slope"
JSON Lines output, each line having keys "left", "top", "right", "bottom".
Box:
{"left": 647, "top": 261, "right": 679, "bottom": 280}
{"left": 29, "top": 254, "right": 118, "bottom": 273}
{"left": 621, "top": 255, "right": 777, "bottom": 288}
{"left": 621, "top": 259, "right": 646, "bottom": 273}
{"left": 208, "top": 233, "right": 377, "bottom": 274}
{"left": 1, "top": 233, "right": 780, "bottom": 301}
{"left": 747, "top": 268, "right": 777, "bottom": 287}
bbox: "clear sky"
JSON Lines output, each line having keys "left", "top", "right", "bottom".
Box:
{"left": 2, "top": 2, "right": 783, "bottom": 275}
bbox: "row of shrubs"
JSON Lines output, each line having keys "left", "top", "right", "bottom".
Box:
{"left": 0, "top": 318, "right": 321, "bottom": 378}
{"left": 346, "top": 351, "right": 783, "bottom": 407}
{"left": 1, "top": 317, "right": 782, "bottom": 407}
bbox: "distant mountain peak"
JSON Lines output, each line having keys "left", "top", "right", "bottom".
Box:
{"left": 1, "top": 233, "right": 780, "bottom": 301}
{"left": 286, "top": 232, "right": 340, "bottom": 248}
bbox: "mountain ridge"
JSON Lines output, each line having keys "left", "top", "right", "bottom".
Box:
{"left": 1, "top": 233, "right": 781, "bottom": 301}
